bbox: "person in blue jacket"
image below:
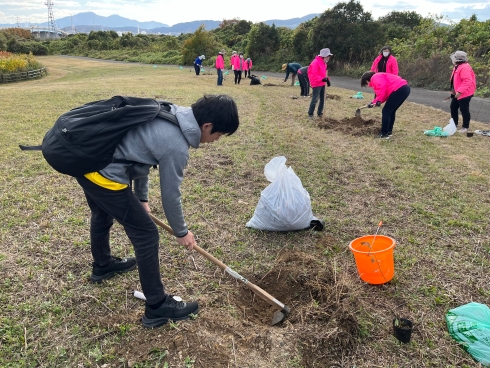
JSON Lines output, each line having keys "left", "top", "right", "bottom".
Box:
{"left": 193, "top": 55, "right": 205, "bottom": 76}
{"left": 282, "top": 62, "right": 302, "bottom": 86}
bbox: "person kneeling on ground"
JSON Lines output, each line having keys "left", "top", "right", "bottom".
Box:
{"left": 77, "top": 95, "right": 239, "bottom": 328}
{"left": 361, "top": 71, "right": 410, "bottom": 139}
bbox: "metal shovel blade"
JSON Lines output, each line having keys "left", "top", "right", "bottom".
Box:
{"left": 271, "top": 306, "right": 291, "bottom": 326}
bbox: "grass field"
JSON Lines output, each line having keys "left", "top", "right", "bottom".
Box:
{"left": 1, "top": 56, "right": 490, "bottom": 367}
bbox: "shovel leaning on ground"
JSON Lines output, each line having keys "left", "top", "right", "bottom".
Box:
{"left": 148, "top": 213, "right": 291, "bottom": 326}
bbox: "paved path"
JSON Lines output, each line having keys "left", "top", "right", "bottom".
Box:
{"left": 58, "top": 56, "right": 490, "bottom": 123}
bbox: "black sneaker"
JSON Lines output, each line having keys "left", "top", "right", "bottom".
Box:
{"left": 90, "top": 257, "right": 137, "bottom": 283}
{"left": 142, "top": 295, "right": 199, "bottom": 328}
{"left": 375, "top": 133, "right": 390, "bottom": 139}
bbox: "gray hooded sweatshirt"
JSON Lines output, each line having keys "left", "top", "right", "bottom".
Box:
{"left": 99, "top": 105, "right": 201, "bottom": 237}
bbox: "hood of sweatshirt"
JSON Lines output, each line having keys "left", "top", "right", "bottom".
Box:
{"left": 172, "top": 105, "right": 201, "bottom": 149}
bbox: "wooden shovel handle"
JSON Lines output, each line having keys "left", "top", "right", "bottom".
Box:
{"left": 147, "top": 213, "right": 288, "bottom": 311}
{"left": 148, "top": 213, "right": 227, "bottom": 269}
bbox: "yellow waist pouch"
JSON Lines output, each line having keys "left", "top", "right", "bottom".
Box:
{"left": 84, "top": 172, "right": 128, "bottom": 191}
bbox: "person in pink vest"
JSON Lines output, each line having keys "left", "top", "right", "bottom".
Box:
{"left": 361, "top": 71, "right": 411, "bottom": 139}
{"left": 244, "top": 58, "right": 253, "bottom": 78}
{"left": 448, "top": 50, "right": 476, "bottom": 133}
{"left": 232, "top": 53, "right": 244, "bottom": 84}
{"left": 215, "top": 49, "right": 226, "bottom": 86}
{"left": 230, "top": 51, "right": 238, "bottom": 71}
{"left": 307, "top": 48, "right": 332, "bottom": 119}
{"left": 371, "top": 46, "right": 399, "bottom": 75}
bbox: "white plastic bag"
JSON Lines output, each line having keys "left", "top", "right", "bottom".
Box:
{"left": 246, "top": 156, "right": 314, "bottom": 231}
{"left": 443, "top": 118, "right": 457, "bottom": 136}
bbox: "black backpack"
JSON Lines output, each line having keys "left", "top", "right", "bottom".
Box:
{"left": 249, "top": 74, "right": 261, "bottom": 85}
{"left": 20, "top": 96, "right": 178, "bottom": 177}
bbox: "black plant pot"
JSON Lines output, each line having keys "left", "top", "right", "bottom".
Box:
{"left": 393, "top": 318, "right": 413, "bottom": 343}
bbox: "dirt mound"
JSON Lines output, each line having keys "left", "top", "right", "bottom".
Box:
{"left": 317, "top": 116, "right": 381, "bottom": 136}
{"left": 327, "top": 94, "right": 341, "bottom": 100}
{"left": 232, "top": 245, "right": 362, "bottom": 365}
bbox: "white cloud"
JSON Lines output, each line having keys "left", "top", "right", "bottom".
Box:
{"left": 1, "top": 0, "right": 488, "bottom": 26}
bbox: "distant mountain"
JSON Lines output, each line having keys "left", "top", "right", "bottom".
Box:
{"left": 50, "top": 12, "right": 169, "bottom": 30}
{"left": 263, "top": 14, "right": 320, "bottom": 28}
{"left": 47, "top": 12, "right": 320, "bottom": 34}
{"left": 152, "top": 20, "right": 222, "bottom": 34}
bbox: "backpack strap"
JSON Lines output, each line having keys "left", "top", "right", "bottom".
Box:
{"left": 157, "top": 101, "right": 179, "bottom": 126}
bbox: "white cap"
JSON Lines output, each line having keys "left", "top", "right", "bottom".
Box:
{"left": 319, "top": 48, "right": 333, "bottom": 57}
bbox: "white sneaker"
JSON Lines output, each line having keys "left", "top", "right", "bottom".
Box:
{"left": 458, "top": 128, "right": 468, "bottom": 133}
{"left": 475, "top": 130, "right": 490, "bottom": 136}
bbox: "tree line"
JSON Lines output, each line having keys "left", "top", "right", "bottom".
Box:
{"left": 1, "top": 0, "right": 488, "bottom": 96}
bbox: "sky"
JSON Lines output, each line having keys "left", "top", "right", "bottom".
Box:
{"left": 0, "top": 0, "right": 489, "bottom": 26}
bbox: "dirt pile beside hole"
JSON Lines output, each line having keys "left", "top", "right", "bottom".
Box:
{"left": 327, "top": 94, "right": 341, "bottom": 100}
{"left": 111, "top": 238, "right": 365, "bottom": 366}
{"left": 318, "top": 116, "right": 381, "bottom": 136}
{"left": 232, "top": 245, "right": 363, "bottom": 365}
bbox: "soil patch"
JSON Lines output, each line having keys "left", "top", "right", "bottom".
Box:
{"left": 317, "top": 116, "right": 381, "bottom": 136}
{"left": 262, "top": 83, "right": 288, "bottom": 87}
{"left": 231, "top": 246, "right": 363, "bottom": 365}
{"left": 112, "top": 239, "right": 365, "bottom": 367}
{"left": 327, "top": 94, "right": 341, "bottom": 100}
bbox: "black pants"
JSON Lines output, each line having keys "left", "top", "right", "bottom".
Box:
{"left": 381, "top": 85, "right": 411, "bottom": 135}
{"left": 308, "top": 86, "right": 325, "bottom": 116}
{"left": 244, "top": 70, "right": 250, "bottom": 78}
{"left": 234, "top": 70, "right": 242, "bottom": 84}
{"left": 450, "top": 95, "right": 473, "bottom": 128}
{"left": 298, "top": 73, "right": 310, "bottom": 96}
{"left": 194, "top": 64, "right": 201, "bottom": 75}
{"left": 76, "top": 176, "right": 166, "bottom": 305}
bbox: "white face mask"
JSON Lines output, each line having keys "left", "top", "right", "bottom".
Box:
{"left": 383, "top": 51, "right": 390, "bottom": 57}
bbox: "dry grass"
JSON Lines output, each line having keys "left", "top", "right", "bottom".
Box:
{"left": 1, "top": 56, "right": 489, "bottom": 367}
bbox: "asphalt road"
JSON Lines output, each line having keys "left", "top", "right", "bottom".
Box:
{"left": 258, "top": 70, "right": 490, "bottom": 123}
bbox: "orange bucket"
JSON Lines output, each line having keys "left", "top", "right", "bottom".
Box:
{"left": 348, "top": 235, "right": 396, "bottom": 284}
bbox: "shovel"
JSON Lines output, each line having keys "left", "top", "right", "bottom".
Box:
{"left": 355, "top": 104, "right": 371, "bottom": 117}
{"left": 148, "top": 213, "right": 291, "bottom": 326}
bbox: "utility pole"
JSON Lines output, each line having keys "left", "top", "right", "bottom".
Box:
{"left": 45, "top": 0, "right": 56, "bottom": 32}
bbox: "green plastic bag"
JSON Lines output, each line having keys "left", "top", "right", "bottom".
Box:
{"left": 424, "top": 126, "right": 449, "bottom": 137}
{"left": 351, "top": 92, "right": 364, "bottom": 99}
{"left": 294, "top": 81, "right": 300, "bottom": 86}
{"left": 446, "top": 302, "right": 490, "bottom": 366}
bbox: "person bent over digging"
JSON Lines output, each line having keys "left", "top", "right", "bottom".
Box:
{"left": 77, "top": 95, "right": 239, "bottom": 327}
{"left": 361, "top": 71, "right": 410, "bottom": 139}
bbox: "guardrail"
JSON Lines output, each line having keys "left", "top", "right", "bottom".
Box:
{"left": 0, "top": 67, "right": 47, "bottom": 84}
